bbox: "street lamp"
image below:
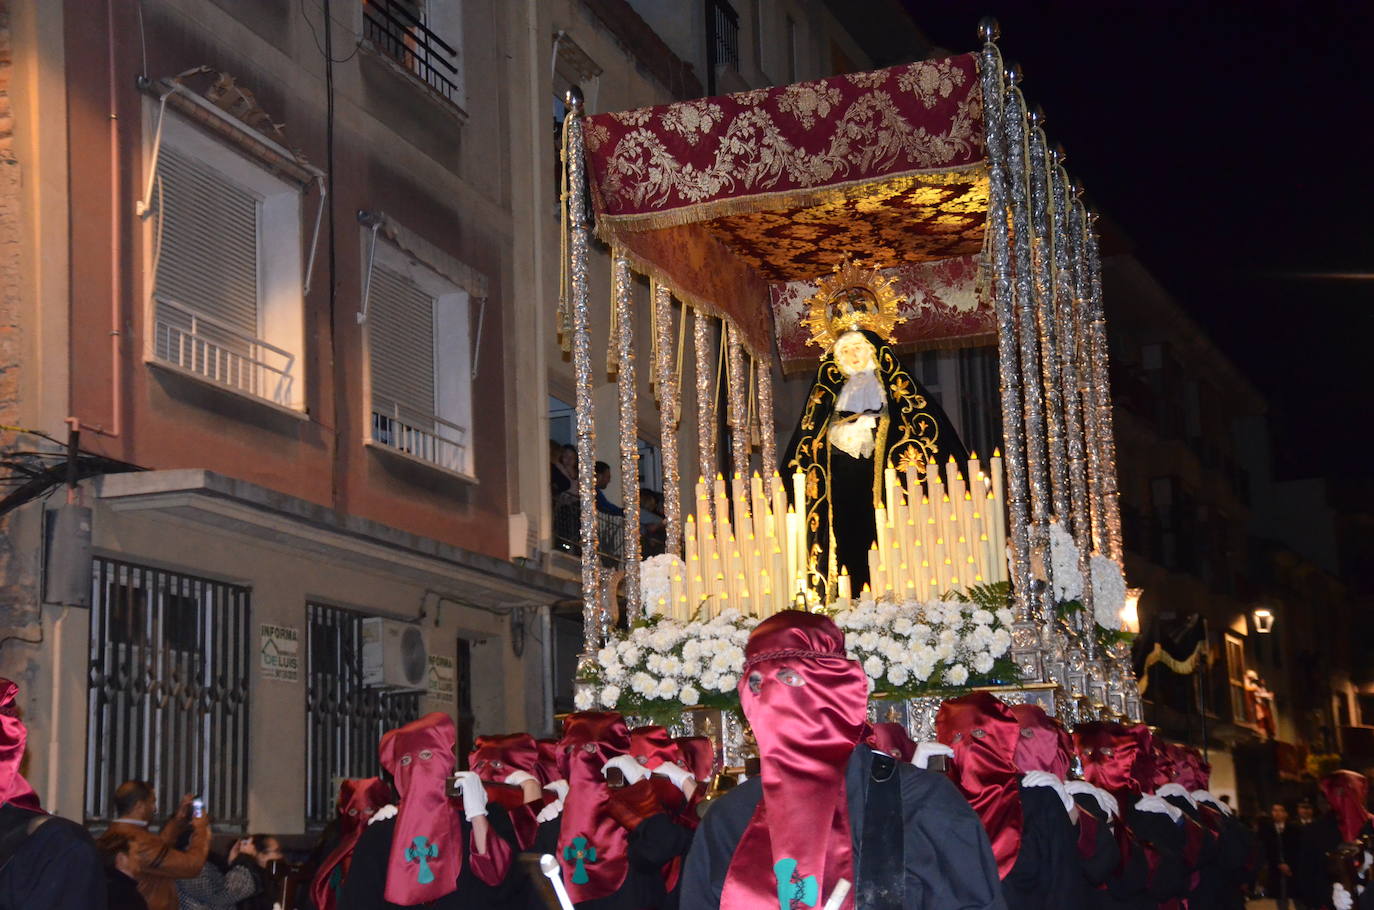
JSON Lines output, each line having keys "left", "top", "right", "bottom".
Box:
{"left": 1253, "top": 607, "right": 1275, "bottom": 634}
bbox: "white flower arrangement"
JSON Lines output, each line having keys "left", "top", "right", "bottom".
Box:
{"left": 1091, "top": 555, "right": 1127, "bottom": 631}
{"left": 1048, "top": 521, "right": 1084, "bottom": 602}
{"left": 640, "top": 554, "right": 685, "bottom": 616}
{"left": 582, "top": 585, "right": 1021, "bottom": 720}
{"left": 1047, "top": 521, "right": 1132, "bottom": 636}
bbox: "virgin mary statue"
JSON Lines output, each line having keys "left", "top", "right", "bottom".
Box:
{"left": 782, "top": 262, "right": 968, "bottom": 596}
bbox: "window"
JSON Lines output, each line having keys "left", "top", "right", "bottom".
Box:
{"left": 366, "top": 237, "right": 474, "bottom": 477}
{"left": 707, "top": 0, "right": 741, "bottom": 88}
{"left": 148, "top": 110, "right": 305, "bottom": 410}
{"left": 85, "top": 558, "right": 251, "bottom": 829}
{"left": 363, "top": 0, "right": 465, "bottom": 109}
{"left": 1225, "top": 633, "right": 1250, "bottom": 725}
{"left": 306, "top": 604, "right": 420, "bottom": 827}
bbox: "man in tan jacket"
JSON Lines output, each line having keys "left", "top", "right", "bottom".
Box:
{"left": 106, "top": 781, "right": 210, "bottom": 910}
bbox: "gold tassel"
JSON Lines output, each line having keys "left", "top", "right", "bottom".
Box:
{"left": 673, "top": 288, "right": 686, "bottom": 427}
{"left": 607, "top": 245, "right": 621, "bottom": 375}
{"left": 556, "top": 115, "right": 572, "bottom": 353}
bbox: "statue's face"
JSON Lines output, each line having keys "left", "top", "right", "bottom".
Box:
{"left": 832, "top": 332, "right": 877, "bottom": 376}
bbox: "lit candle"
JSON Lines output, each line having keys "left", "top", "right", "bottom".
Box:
{"left": 792, "top": 469, "right": 806, "bottom": 516}
{"left": 989, "top": 450, "right": 1006, "bottom": 581}
{"left": 884, "top": 467, "right": 898, "bottom": 526}
{"left": 837, "top": 569, "right": 852, "bottom": 605}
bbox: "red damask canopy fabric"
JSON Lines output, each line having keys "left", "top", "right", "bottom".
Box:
{"left": 583, "top": 53, "right": 992, "bottom": 361}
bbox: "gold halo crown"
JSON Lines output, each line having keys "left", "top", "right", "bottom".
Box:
{"left": 802, "top": 260, "right": 906, "bottom": 350}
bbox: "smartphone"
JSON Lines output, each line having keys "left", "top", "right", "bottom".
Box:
{"left": 191, "top": 797, "right": 205, "bottom": 819}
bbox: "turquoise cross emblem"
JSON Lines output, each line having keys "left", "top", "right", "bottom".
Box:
{"left": 773, "top": 858, "right": 819, "bottom": 910}
{"left": 405, "top": 835, "right": 438, "bottom": 885}
{"left": 563, "top": 836, "right": 598, "bottom": 884}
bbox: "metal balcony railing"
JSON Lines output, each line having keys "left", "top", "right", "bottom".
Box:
{"left": 707, "top": 0, "right": 740, "bottom": 72}
{"left": 553, "top": 491, "right": 626, "bottom": 567}
{"left": 363, "top": 0, "right": 461, "bottom": 106}
{"left": 371, "top": 397, "right": 469, "bottom": 475}
{"left": 153, "top": 297, "right": 296, "bottom": 408}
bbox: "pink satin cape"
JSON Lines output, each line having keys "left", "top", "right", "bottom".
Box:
{"left": 1008, "top": 703, "right": 1072, "bottom": 779}
{"left": 556, "top": 712, "right": 633, "bottom": 902}
{"left": 0, "top": 678, "right": 40, "bottom": 811}
{"left": 937, "top": 692, "right": 1023, "bottom": 879}
{"left": 722, "top": 611, "right": 867, "bottom": 910}
{"left": 309, "top": 777, "right": 393, "bottom": 910}
{"left": 1321, "top": 770, "right": 1373, "bottom": 843}
{"left": 379, "top": 713, "right": 465, "bottom": 905}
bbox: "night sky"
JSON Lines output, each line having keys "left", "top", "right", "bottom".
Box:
{"left": 914, "top": 3, "right": 1372, "bottom": 479}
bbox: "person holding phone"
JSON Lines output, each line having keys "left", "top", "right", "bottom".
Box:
{"left": 107, "top": 782, "right": 210, "bottom": 910}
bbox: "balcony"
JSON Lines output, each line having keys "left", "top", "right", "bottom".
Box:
{"left": 362, "top": 0, "right": 461, "bottom": 107}
{"left": 152, "top": 297, "right": 297, "bottom": 410}
{"left": 552, "top": 491, "right": 625, "bottom": 568}
{"left": 370, "top": 397, "right": 470, "bottom": 478}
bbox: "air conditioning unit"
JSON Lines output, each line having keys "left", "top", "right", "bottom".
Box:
{"left": 361, "top": 617, "right": 428, "bottom": 690}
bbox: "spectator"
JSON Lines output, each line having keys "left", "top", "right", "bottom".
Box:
{"left": 640, "top": 488, "right": 666, "bottom": 555}
{"left": 107, "top": 782, "right": 210, "bottom": 910}
{"left": 0, "top": 677, "right": 106, "bottom": 910}
{"left": 233, "top": 835, "right": 286, "bottom": 910}
{"left": 98, "top": 830, "right": 150, "bottom": 910}
{"left": 550, "top": 440, "right": 573, "bottom": 496}
{"left": 1294, "top": 798, "right": 1326, "bottom": 910}
{"left": 560, "top": 444, "right": 579, "bottom": 486}
{"left": 1260, "top": 801, "right": 1301, "bottom": 909}
{"left": 173, "top": 833, "right": 268, "bottom": 910}
{"left": 595, "top": 461, "right": 624, "bottom": 516}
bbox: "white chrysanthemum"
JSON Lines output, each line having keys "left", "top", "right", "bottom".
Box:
{"left": 938, "top": 628, "right": 958, "bottom": 647}
{"left": 990, "top": 628, "right": 1012, "bottom": 657}
{"left": 911, "top": 654, "right": 935, "bottom": 682}
{"left": 1049, "top": 520, "right": 1084, "bottom": 602}
{"left": 714, "top": 673, "right": 735, "bottom": 693}
{"left": 681, "top": 659, "right": 702, "bottom": 679}
{"left": 640, "top": 554, "right": 685, "bottom": 614}
{"left": 574, "top": 689, "right": 594, "bottom": 711}
{"left": 892, "top": 616, "right": 914, "bottom": 636}
{"left": 1092, "top": 555, "right": 1128, "bottom": 629}
{"left": 660, "top": 656, "right": 682, "bottom": 678}
{"left": 863, "top": 655, "right": 885, "bottom": 679}
{"left": 934, "top": 642, "right": 954, "bottom": 662}
{"left": 682, "top": 638, "right": 703, "bottom": 661}
{"left": 680, "top": 685, "right": 700, "bottom": 706}
{"left": 597, "top": 646, "right": 618, "bottom": 666}
{"left": 655, "top": 678, "right": 679, "bottom": 700}
{"left": 701, "top": 672, "right": 721, "bottom": 692}
{"left": 646, "top": 654, "right": 664, "bottom": 674}
{"left": 971, "top": 608, "right": 994, "bottom": 626}
{"left": 945, "top": 664, "right": 969, "bottom": 686}
{"left": 888, "top": 665, "right": 910, "bottom": 687}
{"left": 618, "top": 643, "right": 642, "bottom": 666}
{"left": 996, "top": 608, "right": 1014, "bottom": 627}
{"left": 972, "top": 653, "right": 995, "bottom": 675}
{"left": 911, "top": 623, "right": 932, "bottom": 642}
{"left": 630, "top": 672, "right": 655, "bottom": 696}
{"left": 605, "top": 662, "right": 628, "bottom": 684}
{"left": 866, "top": 675, "right": 877, "bottom": 694}
{"left": 599, "top": 685, "right": 622, "bottom": 707}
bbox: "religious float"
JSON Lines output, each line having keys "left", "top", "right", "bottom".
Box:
{"left": 557, "top": 20, "right": 1141, "bottom": 770}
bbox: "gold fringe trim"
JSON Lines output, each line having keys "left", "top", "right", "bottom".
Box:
{"left": 592, "top": 163, "right": 989, "bottom": 236}
{"left": 1136, "top": 639, "right": 1208, "bottom": 695}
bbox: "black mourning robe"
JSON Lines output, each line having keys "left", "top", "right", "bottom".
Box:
{"left": 680, "top": 744, "right": 1006, "bottom": 910}
{"left": 531, "top": 809, "right": 694, "bottom": 910}
{"left": 1069, "top": 793, "right": 1119, "bottom": 893}
{"left": 0, "top": 805, "right": 107, "bottom": 910}
{"left": 1161, "top": 793, "right": 1223, "bottom": 908}
{"left": 338, "top": 805, "right": 520, "bottom": 910}
{"left": 1002, "top": 784, "right": 1084, "bottom": 910}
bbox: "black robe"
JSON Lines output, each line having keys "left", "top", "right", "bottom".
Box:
{"left": 680, "top": 744, "right": 1005, "bottom": 909}
{"left": 1002, "top": 784, "right": 1084, "bottom": 910}
{"left": 531, "top": 808, "right": 694, "bottom": 909}
{"left": 0, "top": 804, "right": 107, "bottom": 910}
{"left": 338, "top": 806, "right": 520, "bottom": 909}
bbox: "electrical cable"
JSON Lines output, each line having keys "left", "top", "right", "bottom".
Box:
{"left": 301, "top": 0, "right": 361, "bottom": 64}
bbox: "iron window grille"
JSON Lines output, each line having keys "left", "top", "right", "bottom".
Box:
{"left": 85, "top": 558, "right": 251, "bottom": 829}
{"left": 706, "top": 0, "right": 741, "bottom": 83}
{"left": 363, "top": 0, "right": 461, "bottom": 106}
{"left": 305, "top": 603, "right": 420, "bottom": 828}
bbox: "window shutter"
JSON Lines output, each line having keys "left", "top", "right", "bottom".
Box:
{"left": 369, "top": 265, "right": 436, "bottom": 426}
{"left": 154, "top": 143, "right": 260, "bottom": 341}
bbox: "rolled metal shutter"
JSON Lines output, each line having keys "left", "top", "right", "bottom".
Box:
{"left": 369, "top": 264, "right": 436, "bottom": 426}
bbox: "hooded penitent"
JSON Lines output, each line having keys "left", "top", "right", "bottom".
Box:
{"left": 722, "top": 611, "right": 868, "bottom": 910}
{"left": 630, "top": 725, "right": 681, "bottom": 771}
{"left": 674, "top": 736, "right": 716, "bottom": 784}
{"left": 937, "top": 692, "right": 1024, "bottom": 879}
{"left": 0, "top": 678, "right": 40, "bottom": 812}
{"left": 1149, "top": 733, "right": 1178, "bottom": 792}
{"left": 1075, "top": 722, "right": 1155, "bottom": 800}
{"left": 782, "top": 329, "right": 967, "bottom": 594}
{"left": 1321, "top": 770, "right": 1374, "bottom": 843}
{"left": 557, "top": 712, "right": 633, "bottom": 902}
{"left": 469, "top": 732, "right": 544, "bottom": 849}
{"left": 1008, "top": 703, "right": 1073, "bottom": 780}
{"left": 867, "top": 721, "right": 916, "bottom": 763}
{"left": 1167, "top": 744, "right": 1210, "bottom": 792}
{"left": 310, "top": 777, "right": 393, "bottom": 910}
{"left": 379, "top": 713, "right": 464, "bottom": 905}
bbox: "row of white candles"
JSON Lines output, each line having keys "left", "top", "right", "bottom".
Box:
{"left": 651, "top": 452, "right": 1009, "bottom": 620}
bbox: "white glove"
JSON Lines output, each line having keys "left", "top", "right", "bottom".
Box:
{"left": 1021, "top": 770, "right": 1074, "bottom": 815}
{"left": 1066, "top": 781, "right": 1118, "bottom": 820}
{"left": 913, "top": 742, "right": 954, "bottom": 770}
{"left": 504, "top": 770, "right": 537, "bottom": 787}
{"left": 453, "top": 771, "right": 489, "bottom": 821}
{"left": 1134, "top": 794, "right": 1183, "bottom": 822}
{"left": 535, "top": 798, "right": 564, "bottom": 824}
{"left": 602, "top": 754, "right": 651, "bottom": 785}
{"left": 1191, "top": 789, "right": 1231, "bottom": 815}
{"left": 1156, "top": 783, "right": 1197, "bottom": 808}
{"left": 545, "top": 779, "right": 570, "bottom": 802}
{"left": 368, "top": 803, "right": 397, "bottom": 825}
{"left": 1333, "top": 883, "right": 1353, "bottom": 910}
{"left": 652, "top": 761, "right": 695, "bottom": 794}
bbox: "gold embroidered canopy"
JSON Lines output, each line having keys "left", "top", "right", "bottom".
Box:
{"left": 583, "top": 53, "right": 994, "bottom": 364}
